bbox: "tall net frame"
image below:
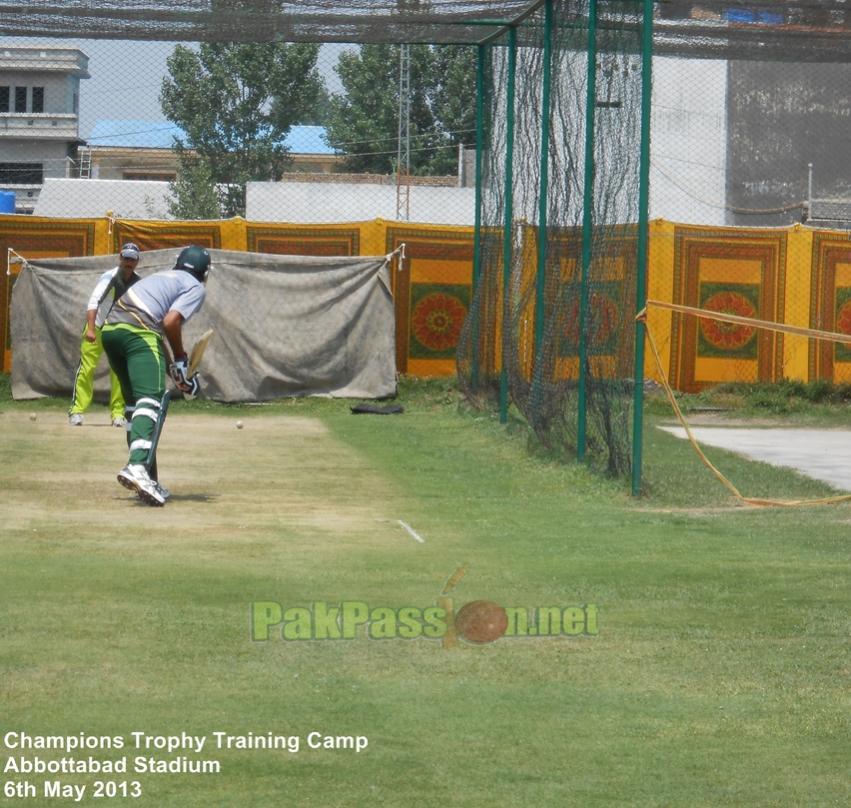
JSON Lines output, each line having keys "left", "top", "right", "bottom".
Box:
{"left": 458, "top": 0, "right": 651, "bottom": 482}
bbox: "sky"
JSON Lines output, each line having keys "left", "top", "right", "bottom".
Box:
{"left": 8, "top": 36, "right": 729, "bottom": 225}
{"left": 9, "top": 37, "right": 351, "bottom": 139}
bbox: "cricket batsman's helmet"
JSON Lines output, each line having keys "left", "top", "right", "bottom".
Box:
{"left": 175, "top": 245, "right": 211, "bottom": 282}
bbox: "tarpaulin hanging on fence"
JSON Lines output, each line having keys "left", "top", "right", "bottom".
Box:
{"left": 11, "top": 248, "right": 397, "bottom": 402}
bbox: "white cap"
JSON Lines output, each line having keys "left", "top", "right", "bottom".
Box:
{"left": 119, "top": 242, "right": 140, "bottom": 260}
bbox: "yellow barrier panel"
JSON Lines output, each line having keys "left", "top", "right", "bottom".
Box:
{"left": 1, "top": 215, "right": 106, "bottom": 372}
{"left": 6, "top": 213, "right": 851, "bottom": 386}
{"left": 381, "top": 219, "right": 474, "bottom": 378}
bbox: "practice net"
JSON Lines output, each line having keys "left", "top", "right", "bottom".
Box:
{"left": 458, "top": 0, "right": 644, "bottom": 477}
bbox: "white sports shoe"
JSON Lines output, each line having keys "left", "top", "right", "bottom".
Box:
{"left": 117, "top": 464, "right": 166, "bottom": 507}
{"left": 112, "top": 416, "right": 127, "bottom": 428}
{"left": 68, "top": 414, "right": 83, "bottom": 426}
{"left": 153, "top": 482, "right": 171, "bottom": 501}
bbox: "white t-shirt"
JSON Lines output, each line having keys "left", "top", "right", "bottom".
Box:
{"left": 87, "top": 266, "right": 141, "bottom": 327}
{"left": 108, "top": 269, "right": 206, "bottom": 333}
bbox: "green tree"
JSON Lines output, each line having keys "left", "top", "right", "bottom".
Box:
{"left": 428, "top": 46, "right": 478, "bottom": 175}
{"left": 300, "top": 83, "right": 334, "bottom": 127}
{"left": 161, "top": 42, "right": 323, "bottom": 217}
{"left": 166, "top": 157, "right": 221, "bottom": 220}
{"left": 325, "top": 45, "right": 433, "bottom": 175}
{"left": 325, "top": 44, "right": 476, "bottom": 177}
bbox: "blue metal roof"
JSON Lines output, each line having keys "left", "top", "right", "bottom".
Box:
{"left": 87, "top": 121, "right": 336, "bottom": 154}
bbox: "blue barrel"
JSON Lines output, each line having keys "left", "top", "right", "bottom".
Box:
{"left": 0, "top": 191, "right": 16, "bottom": 213}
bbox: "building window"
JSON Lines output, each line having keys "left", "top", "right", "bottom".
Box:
{"left": 0, "top": 163, "right": 43, "bottom": 184}
{"left": 32, "top": 87, "right": 44, "bottom": 113}
{"left": 14, "top": 87, "right": 26, "bottom": 113}
{"left": 0, "top": 86, "right": 8, "bottom": 112}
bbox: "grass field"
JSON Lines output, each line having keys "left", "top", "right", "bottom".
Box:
{"left": 0, "top": 376, "right": 848, "bottom": 806}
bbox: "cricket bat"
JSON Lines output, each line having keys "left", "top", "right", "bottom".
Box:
{"left": 147, "top": 329, "right": 213, "bottom": 475}
{"left": 188, "top": 328, "right": 214, "bottom": 375}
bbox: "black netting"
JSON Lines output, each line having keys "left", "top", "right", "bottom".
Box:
{"left": 3, "top": 2, "right": 851, "bottom": 51}
{"left": 458, "top": 0, "right": 642, "bottom": 477}
{"left": 0, "top": 1, "right": 539, "bottom": 44}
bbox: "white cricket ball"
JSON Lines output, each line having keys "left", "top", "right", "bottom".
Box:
{"left": 236, "top": 420, "right": 244, "bottom": 429}
{"left": 29, "top": 413, "right": 37, "bottom": 421}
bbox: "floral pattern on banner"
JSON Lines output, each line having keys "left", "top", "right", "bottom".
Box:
{"left": 697, "top": 284, "right": 759, "bottom": 359}
{"left": 558, "top": 283, "right": 621, "bottom": 357}
{"left": 409, "top": 285, "right": 469, "bottom": 359}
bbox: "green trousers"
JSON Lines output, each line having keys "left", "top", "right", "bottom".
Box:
{"left": 101, "top": 324, "right": 166, "bottom": 467}
{"left": 69, "top": 325, "right": 126, "bottom": 419}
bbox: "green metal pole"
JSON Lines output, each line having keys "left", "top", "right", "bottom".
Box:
{"left": 577, "top": 0, "right": 598, "bottom": 461}
{"left": 471, "top": 43, "right": 486, "bottom": 391}
{"left": 631, "top": 0, "right": 653, "bottom": 496}
{"left": 532, "top": 0, "right": 554, "bottom": 375}
{"left": 499, "top": 27, "right": 517, "bottom": 424}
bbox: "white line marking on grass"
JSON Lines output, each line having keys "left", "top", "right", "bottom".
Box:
{"left": 397, "top": 520, "right": 425, "bottom": 543}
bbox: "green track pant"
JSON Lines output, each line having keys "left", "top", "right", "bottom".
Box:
{"left": 101, "top": 324, "right": 166, "bottom": 467}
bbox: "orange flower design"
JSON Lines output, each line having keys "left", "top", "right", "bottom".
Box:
{"left": 836, "top": 300, "right": 851, "bottom": 335}
{"left": 412, "top": 292, "right": 467, "bottom": 352}
{"left": 700, "top": 291, "right": 757, "bottom": 350}
{"left": 563, "top": 293, "right": 618, "bottom": 347}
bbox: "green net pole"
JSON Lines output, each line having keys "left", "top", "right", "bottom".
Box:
{"left": 471, "top": 43, "right": 486, "bottom": 391}
{"left": 499, "top": 27, "right": 517, "bottom": 424}
{"left": 631, "top": 0, "right": 653, "bottom": 496}
{"left": 577, "top": 0, "right": 598, "bottom": 461}
{"left": 532, "top": 0, "right": 553, "bottom": 377}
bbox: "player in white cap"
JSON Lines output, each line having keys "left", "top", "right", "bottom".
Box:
{"left": 68, "top": 242, "right": 143, "bottom": 427}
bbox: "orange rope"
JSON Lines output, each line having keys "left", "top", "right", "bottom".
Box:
{"left": 637, "top": 306, "right": 851, "bottom": 508}
{"left": 646, "top": 299, "right": 851, "bottom": 345}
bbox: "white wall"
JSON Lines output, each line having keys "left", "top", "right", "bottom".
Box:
{"left": 247, "top": 181, "right": 475, "bottom": 225}
{"left": 650, "top": 58, "right": 727, "bottom": 225}
{"left": 33, "top": 177, "right": 173, "bottom": 218}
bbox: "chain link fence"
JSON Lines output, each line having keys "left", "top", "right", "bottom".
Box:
{"left": 6, "top": 3, "right": 851, "bottom": 483}
{"left": 646, "top": 3, "right": 851, "bottom": 398}
{"left": 0, "top": 39, "right": 477, "bottom": 224}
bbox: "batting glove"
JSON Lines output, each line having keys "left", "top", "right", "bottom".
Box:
{"left": 168, "top": 355, "right": 190, "bottom": 387}
{"left": 182, "top": 375, "right": 201, "bottom": 401}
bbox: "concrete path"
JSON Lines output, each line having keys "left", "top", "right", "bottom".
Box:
{"left": 658, "top": 426, "right": 851, "bottom": 492}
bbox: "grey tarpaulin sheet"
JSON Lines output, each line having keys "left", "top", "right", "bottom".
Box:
{"left": 11, "top": 248, "right": 397, "bottom": 402}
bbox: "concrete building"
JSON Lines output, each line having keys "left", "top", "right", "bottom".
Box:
{"left": 81, "top": 121, "right": 342, "bottom": 181}
{"left": 0, "top": 46, "right": 89, "bottom": 213}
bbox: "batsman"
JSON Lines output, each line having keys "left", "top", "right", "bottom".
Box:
{"left": 101, "top": 245, "right": 211, "bottom": 506}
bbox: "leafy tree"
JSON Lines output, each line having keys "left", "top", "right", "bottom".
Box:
{"left": 166, "top": 156, "right": 221, "bottom": 220}
{"left": 324, "top": 45, "right": 426, "bottom": 174}
{"left": 161, "top": 42, "right": 323, "bottom": 217}
{"left": 428, "top": 46, "right": 478, "bottom": 175}
{"left": 325, "top": 44, "right": 477, "bottom": 176}
{"left": 325, "top": 44, "right": 476, "bottom": 176}
{"left": 300, "top": 83, "right": 334, "bottom": 127}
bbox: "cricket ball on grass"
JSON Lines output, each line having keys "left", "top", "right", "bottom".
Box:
{"left": 454, "top": 600, "right": 508, "bottom": 644}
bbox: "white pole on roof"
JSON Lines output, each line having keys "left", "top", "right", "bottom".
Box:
{"left": 807, "top": 162, "right": 813, "bottom": 207}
